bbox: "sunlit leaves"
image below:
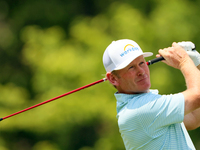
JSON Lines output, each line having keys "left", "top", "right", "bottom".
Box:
{"left": 1, "top": 0, "right": 200, "bottom": 149}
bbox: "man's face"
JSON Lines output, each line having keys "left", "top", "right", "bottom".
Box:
{"left": 113, "top": 55, "right": 151, "bottom": 94}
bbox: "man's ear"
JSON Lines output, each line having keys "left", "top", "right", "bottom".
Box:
{"left": 106, "top": 72, "right": 119, "bottom": 87}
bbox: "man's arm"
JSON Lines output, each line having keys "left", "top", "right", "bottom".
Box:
{"left": 158, "top": 43, "right": 200, "bottom": 128}
{"left": 184, "top": 64, "right": 200, "bottom": 130}
{"left": 184, "top": 108, "right": 200, "bottom": 130}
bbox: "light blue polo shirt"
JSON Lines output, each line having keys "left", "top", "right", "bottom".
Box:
{"left": 115, "top": 90, "right": 195, "bottom": 150}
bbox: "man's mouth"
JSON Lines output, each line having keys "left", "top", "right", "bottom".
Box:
{"left": 136, "top": 74, "right": 148, "bottom": 83}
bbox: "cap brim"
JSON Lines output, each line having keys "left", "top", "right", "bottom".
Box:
{"left": 114, "top": 52, "right": 153, "bottom": 71}
{"left": 143, "top": 52, "right": 153, "bottom": 58}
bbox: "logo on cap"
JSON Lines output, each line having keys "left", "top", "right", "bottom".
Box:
{"left": 120, "top": 44, "right": 139, "bottom": 57}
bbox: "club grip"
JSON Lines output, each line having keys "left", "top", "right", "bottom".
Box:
{"left": 147, "top": 56, "right": 165, "bottom": 65}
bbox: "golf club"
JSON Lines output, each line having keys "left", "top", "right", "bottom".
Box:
{"left": 0, "top": 56, "right": 165, "bottom": 122}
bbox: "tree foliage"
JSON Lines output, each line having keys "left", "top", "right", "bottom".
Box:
{"left": 0, "top": 0, "right": 200, "bottom": 149}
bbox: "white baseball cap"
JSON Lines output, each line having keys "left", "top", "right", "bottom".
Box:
{"left": 103, "top": 39, "right": 153, "bottom": 72}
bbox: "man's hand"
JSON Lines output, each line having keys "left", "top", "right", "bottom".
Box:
{"left": 185, "top": 50, "right": 200, "bottom": 66}
{"left": 177, "top": 41, "right": 195, "bottom": 51}
{"left": 178, "top": 41, "right": 200, "bottom": 66}
{"left": 158, "top": 42, "right": 191, "bottom": 69}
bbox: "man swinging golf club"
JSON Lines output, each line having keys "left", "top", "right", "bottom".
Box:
{"left": 103, "top": 39, "right": 200, "bottom": 150}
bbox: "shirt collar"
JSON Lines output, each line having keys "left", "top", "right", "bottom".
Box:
{"left": 114, "top": 89, "right": 159, "bottom": 103}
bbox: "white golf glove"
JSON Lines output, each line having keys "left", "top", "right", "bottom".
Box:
{"left": 178, "top": 41, "right": 200, "bottom": 66}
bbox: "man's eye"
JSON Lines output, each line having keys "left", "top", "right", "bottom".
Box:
{"left": 140, "top": 62, "right": 144, "bottom": 65}
{"left": 129, "top": 66, "right": 134, "bottom": 69}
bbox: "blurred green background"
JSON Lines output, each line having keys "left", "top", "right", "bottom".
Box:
{"left": 0, "top": 0, "right": 200, "bottom": 149}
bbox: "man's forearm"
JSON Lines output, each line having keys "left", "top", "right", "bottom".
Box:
{"left": 183, "top": 63, "right": 200, "bottom": 130}
{"left": 181, "top": 59, "right": 200, "bottom": 91}
{"left": 181, "top": 58, "right": 200, "bottom": 115}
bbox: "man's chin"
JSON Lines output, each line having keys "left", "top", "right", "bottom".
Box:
{"left": 138, "top": 84, "right": 151, "bottom": 93}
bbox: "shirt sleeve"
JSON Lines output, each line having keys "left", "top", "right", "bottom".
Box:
{"left": 137, "top": 93, "right": 185, "bottom": 137}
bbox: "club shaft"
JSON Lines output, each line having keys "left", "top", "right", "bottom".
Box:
{"left": 0, "top": 78, "right": 107, "bottom": 121}
{"left": 0, "top": 57, "right": 164, "bottom": 122}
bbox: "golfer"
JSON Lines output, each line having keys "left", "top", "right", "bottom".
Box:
{"left": 103, "top": 39, "right": 200, "bottom": 150}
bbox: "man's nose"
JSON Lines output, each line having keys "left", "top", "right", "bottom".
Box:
{"left": 137, "top": 67, "right": 145, "bottom": 76}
